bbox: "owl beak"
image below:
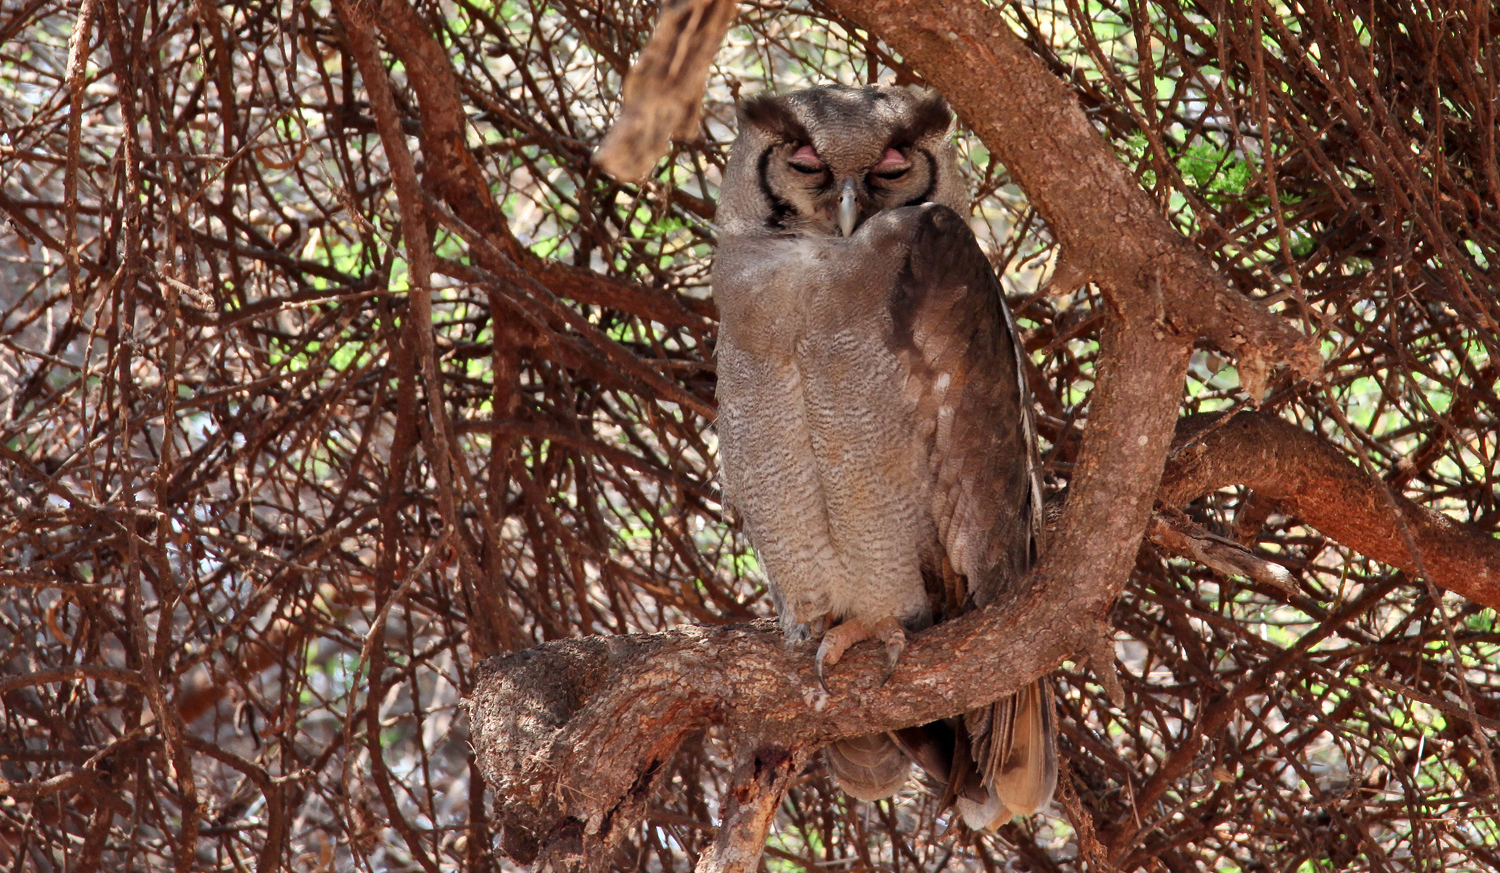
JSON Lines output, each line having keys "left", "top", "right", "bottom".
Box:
{"left": 837, "top": 176, "right": 859, "bottom": 237}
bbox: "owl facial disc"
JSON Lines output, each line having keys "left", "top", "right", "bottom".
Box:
{"left": 717, "top": 85, "right": 965, "bottom": 237}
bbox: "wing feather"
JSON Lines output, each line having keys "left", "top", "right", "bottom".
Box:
{"left": 887, "top": 204, "right": 1037, "bottom": 606}
{"left": 887, "top": 204, "right": 1056, "bottom": 826}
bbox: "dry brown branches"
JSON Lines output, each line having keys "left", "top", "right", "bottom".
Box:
{"left": 1, "top": 1, "right": 1496, "bottom": 872}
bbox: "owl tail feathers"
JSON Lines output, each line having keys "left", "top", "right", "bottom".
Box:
{"left": 824, "top": 733, "right": 910, "bottom": 801}
{"left": 823, "top": 681, "right": 1058, "bottom": 824}
{"left": 955, "top": 680, "right": 1058, "bottom": 830}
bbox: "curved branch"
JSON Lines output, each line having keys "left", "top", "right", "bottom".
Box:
{"left": 1163, "top": 411, "right": 1500, "bottom": 609}
{"left": 470, "top": 591, "right": 1098, "bottom": 871}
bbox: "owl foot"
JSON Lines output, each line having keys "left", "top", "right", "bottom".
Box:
{"left": 815, "top": 616, "right": 907, "bottom": 692}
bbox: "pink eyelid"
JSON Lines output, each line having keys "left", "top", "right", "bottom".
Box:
{"left": 873, "top": 148, "right": 908, "bottom": 172}
{"left": 791, "top": 144, "right": 823, "bottom": 166}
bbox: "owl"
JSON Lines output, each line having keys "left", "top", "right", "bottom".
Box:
{"left": 711, "top": 85, "right": 1056, "bottom": 828}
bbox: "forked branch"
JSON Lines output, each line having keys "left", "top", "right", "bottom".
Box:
{"left": 1165, "top": 411, "right": 1500, "bottom": 609}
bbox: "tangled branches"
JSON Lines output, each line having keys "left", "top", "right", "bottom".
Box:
{"left": 0, "top": 1, "right": 1496, "bottom": 871}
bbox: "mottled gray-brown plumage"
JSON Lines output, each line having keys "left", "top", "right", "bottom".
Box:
{"left": 712, "top": 85, "right": 1056, "bottom": 827}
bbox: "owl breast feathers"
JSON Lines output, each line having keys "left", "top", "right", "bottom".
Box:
{"left": 711, "top": 84, "right": 1056, "bottom": 828}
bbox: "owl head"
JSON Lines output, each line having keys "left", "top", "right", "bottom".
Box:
{"left": 717, "top": 85, "right": 966, "bottom": 238}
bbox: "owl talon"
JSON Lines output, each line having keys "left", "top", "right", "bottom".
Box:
{"left": 815, "top": 616, "right": 909, "bottom": 689}
{"left": 816, "top": 658, "right": 833, "bottom": 694}
{"left": 876, "top": 619, "right": 907, "bottom": 685}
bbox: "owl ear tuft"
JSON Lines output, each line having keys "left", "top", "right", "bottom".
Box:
{"left": 738, "top": 94, "right": 812, "bottom": 145}
{"left": 890, "top": 89, "right": 954, "bottom": 148}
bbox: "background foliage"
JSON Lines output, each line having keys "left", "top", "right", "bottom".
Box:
{"left": 1, "top": 0, "right": 1496, "bottom": 870}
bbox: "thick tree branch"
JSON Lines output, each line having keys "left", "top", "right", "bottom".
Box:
{"left": 1164, "top": 411, "right": 1500, "bottom": 609}
{"left": 693, "top": 746, "right": 815, "bottom": 873}
{"left": 471, "top": 599, "right": 1095, "bottom": 871}
{"left": 593, "top": 0, "right": 738, "bottom": 181}
{"left": 1148, "top": 508, "right": 1295, "bottom": 593}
